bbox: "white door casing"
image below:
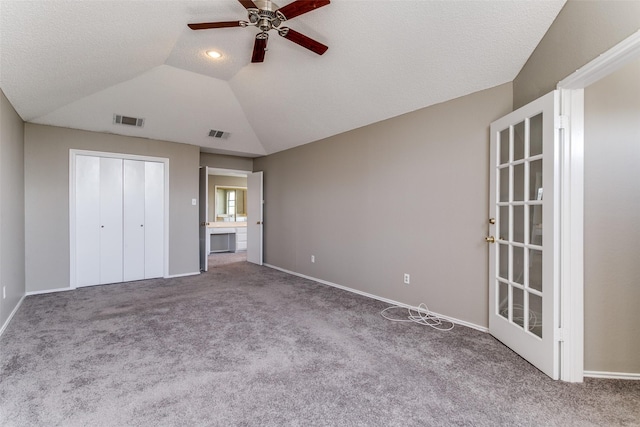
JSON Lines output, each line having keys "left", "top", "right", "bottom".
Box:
{"left": 247, "top": 171, "right": 263, "bottom": 265}
{"left": 489, "top": 91, "right": 561, "bottom": 380}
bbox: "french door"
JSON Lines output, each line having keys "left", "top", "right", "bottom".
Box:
{"left": 488, "top": 91, "right": 561, "bottom": 379}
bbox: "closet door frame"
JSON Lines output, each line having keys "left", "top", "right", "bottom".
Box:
{"left": 69, "top": 149, "right": 170, "bottom": 289}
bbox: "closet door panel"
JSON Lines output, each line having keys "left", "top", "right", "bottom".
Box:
{"left": 75, "top": 155, "right": 101, "bottom": 287}
{"left": 124, "top": 160, "right": 145, "bottom": 282}
{"left": 144, "top": 161, "right": 164, "bottom": 279}
{"left": 99, "top": 157, "right": 124, "bottom": 285}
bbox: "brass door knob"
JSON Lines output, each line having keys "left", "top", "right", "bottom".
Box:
{"left": 485, "top": 236, "right": 495, "bottom": 243}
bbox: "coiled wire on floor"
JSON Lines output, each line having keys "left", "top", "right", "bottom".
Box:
{"left": 380, "top": 303, "right": 454, "bottom": 331}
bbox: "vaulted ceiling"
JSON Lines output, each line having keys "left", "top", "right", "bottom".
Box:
{"left": 0, "top": 0, "right": 566, "bottom": 157}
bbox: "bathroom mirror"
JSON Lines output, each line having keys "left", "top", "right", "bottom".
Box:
{"left": 215, "top": 186, "right": 247, "bottom": 222}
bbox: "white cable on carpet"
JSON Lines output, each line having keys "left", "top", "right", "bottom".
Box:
{"left": 380, "top": 303, "right": 454, "bottom": 331}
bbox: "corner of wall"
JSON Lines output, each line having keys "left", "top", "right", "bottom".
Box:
{"left": 0, "top": 89, "right": 27, "bottom": 333}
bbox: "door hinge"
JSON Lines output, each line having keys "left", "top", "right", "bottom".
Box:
{"left": 556, "top": 328, "right": 565, "bottom": 342}
{"left": 555, "top": 115, "right": 569, "bottom": 130}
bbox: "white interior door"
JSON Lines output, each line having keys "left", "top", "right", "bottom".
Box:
{"left": 123, "top": 160, "right": 145, "bottom": 282}
{"left": 199, "top": 167, "right": 208, "bottom": 272}
{"left": 247, "top": 171, "right": 263, "bottom": 265}
{"left": 99, "top": 157, "right": 124, "bottom": 285}
{"left": 488, "top": 90, "right": 560, "bottom": 380}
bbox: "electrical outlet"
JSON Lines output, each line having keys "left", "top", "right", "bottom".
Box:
{"left": 311, "top": 255, "right": 315, "bottom": 263}
{"left": 403, "top": 274, "right": 410, "bottom": 285}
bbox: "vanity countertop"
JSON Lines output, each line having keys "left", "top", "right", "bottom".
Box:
{"left": 207, "top": 222, "right": 248, "bottom": 228}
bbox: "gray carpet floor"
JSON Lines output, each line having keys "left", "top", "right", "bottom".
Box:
{"left": 1, "top": 253, "right": 639, "bottom": 426}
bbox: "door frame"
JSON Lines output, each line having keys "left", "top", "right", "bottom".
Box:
{"left": 555, "top": 30, "right": 640, "bottom": 382}
{"left": 203, "top": 167, "right": 262, "bottom": 265}
{"left": 69, "top": 149, "right": 170, "bottom": 289}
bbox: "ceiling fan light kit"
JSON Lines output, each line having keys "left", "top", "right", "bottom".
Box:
{"left": 188, "top": 0, "right": 330, "bottom": 63}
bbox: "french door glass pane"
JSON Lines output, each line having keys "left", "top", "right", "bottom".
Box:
{"left": 529, "top": 292, "right": 543, "bottom": 338}
{"left": 529, "top": 113, "right": 543, "bottom": 156}
{"left": 499, "top": 282, "right": 508, "bottom": 319}
{"left": 513, "top": 205, "right": 524, "bottom": 243}
{"left": 512, "top": 287, "right": 525, "bottom": 329}
{"left": 513, "top": 163, "right": 525, "bottom": 201}
{"left": 530, "top": 159, "right": 543, "bottom": 200}
{"left": 514, "top": 121, "right": 525, "bottom": 161}
{"left": 500, "top": 128, "right": 510, "bottom": 164}
{"left": 499, "top": 244, "right": 509, "bottom": 279}
{"left": 513, "top": 246, "right": 524, "bottom": 284}
{"left": 499, "top": 206, "right": 509, "bottom": 241}
{"left": 529, "top": 249, "right": 543, "bottom": 292}
{"left": 530, "top": 205, "right": 542, "bottom": 245}
{"left": 500, "top": 168, "right": 509, "bottom": 202}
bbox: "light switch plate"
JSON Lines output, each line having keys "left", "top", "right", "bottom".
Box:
{"left": 192, "top": 199, "right": 197, "bottom": 206}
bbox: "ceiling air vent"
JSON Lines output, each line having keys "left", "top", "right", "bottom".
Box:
{"left": 208, "top": 129, "right": 230, "bottom": 139}
{"left": 113, "top": 114, "right": 145, "bottom": 128}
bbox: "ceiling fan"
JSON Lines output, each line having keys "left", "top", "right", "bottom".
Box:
{"left": 188, "top": 0, "right": 330, "bottom": 63}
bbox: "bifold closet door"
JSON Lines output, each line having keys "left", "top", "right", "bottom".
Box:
{"left": 123, "top": 159, "right": 164, "bottom": 281}
{"left": 99, "top": 157, "right": 124, "bottom": 285}
{"left": 76, "top": 156, "right": 124, "bottom": 285}
{"left": 144, "top": 161, "right": 164, "bottom": 279}
{"left": 76, "top": 155, "right": 164, "bottom": 287}
{"left": 75, "top": 155, "right": 101, "bottom": 287}
{"left": 124, "top": 160, "right": 145, "bottom": 281}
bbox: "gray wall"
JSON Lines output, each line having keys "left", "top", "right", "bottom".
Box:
{"left": 254, "top": 83, "right": 512, "bottom": 328}
{"left": 583, "top": 58, "right": 640, "bottom": 374}
{"left": 208, "top": 175, "right": 248, "bottom": 222}
{"left": 24, "top": 124, "right": 200, "bottom": 292}
{"left": 200, "top": 152, "right": 253, "bottom": 171}
{"left": 0, "top": 90, "right": 26, "bottom": 329}
{"left": 514, "top": 0, "right": 640, "bottom": 108}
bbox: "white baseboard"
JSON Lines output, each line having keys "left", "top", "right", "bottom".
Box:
{"left": 263, "top": 263, "right": 488, "bottom": 333}
{"left": 0, "top": 295, "right": 26, "bottom": 337}
{"left": 26, "top": 287, "right": 74, "bottom": 296}
{"left": 165, "top": 271, "right": 200, "bottom": 279}
{"left": 584, "top": 371, "right": 640, "bottom": 381}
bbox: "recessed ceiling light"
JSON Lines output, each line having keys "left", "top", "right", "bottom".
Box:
{"left": 206, "top": 50, "right": 222, "bottom": 59}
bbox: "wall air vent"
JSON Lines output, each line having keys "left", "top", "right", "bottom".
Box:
{"left": 113, "top": 114, "right": 145, "bottom": 128}
{"left": 208, "top": 129, "right": 230, "bottom": 139}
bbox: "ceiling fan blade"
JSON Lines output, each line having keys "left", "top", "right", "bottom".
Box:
{"left": 188, "top": 21, "right": 243, "bottom": 30}
{"left": 251, "top": 35, "right": 268, "bottom": 63}
{"left": 277, "top": 0, "right": 330, "bottom": 20}
{"left": 280, "top": 28, "right": 328, "bottom": 55}
{"left": 238, "top": 0, "right": 259, "bottom": 9}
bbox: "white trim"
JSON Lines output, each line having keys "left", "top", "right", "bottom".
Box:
{"left": 558, "top": 30, "right": 640, "bottom": 90}
{"left": 264, "top": 264, "right": 488, "bottom": 333}
{"left": 165, "top": 271, "right": 200, "bottom": 279}
{"left": 554, "top": 31, "right": 640, "bottom": 383}
{"left": 206, "top": 167, "right": 250, "bottom": 177}
{"left": 69, "top": 149, "right": 170, "bottom": 288}
{"left": 584, "top": 371, "right": 640, "bottom": 381}
{"left": 557, "top": 89, "right": 585, "bottom": 383}
{"left": 26, "top": 287, "right": 74, "bottom": 296}
{"left": 0, "top": 295, "right": 25, "bottom": 337}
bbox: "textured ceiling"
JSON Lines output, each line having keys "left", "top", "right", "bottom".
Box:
{"left": 0, "top": 0, "right": 566, "bottom": 157}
